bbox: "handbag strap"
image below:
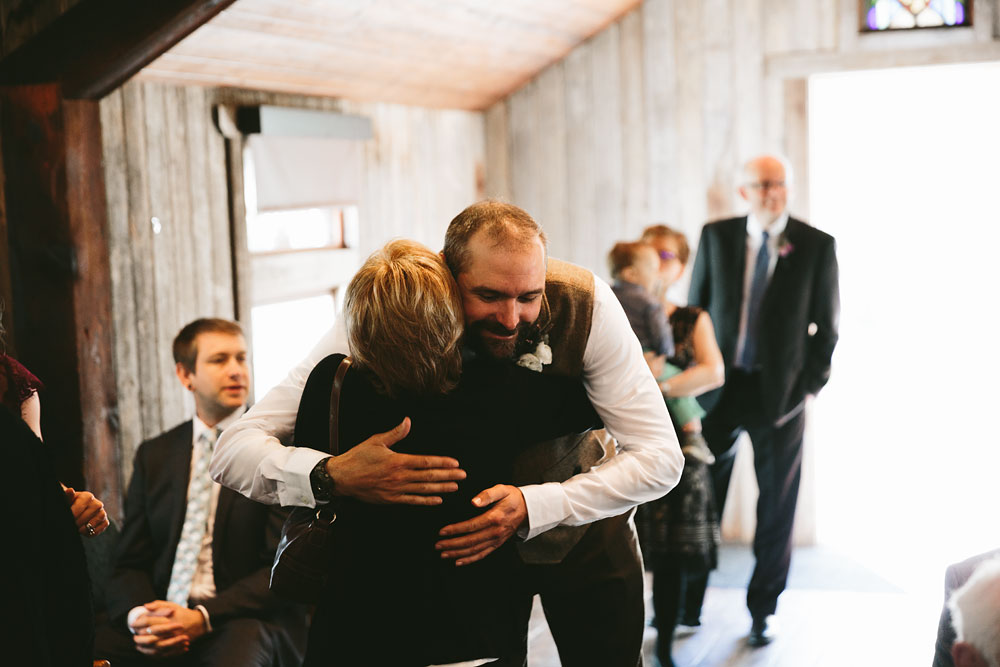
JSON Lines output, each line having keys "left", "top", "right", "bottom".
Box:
{"left": 328, "top": 356, "right": 352, "bottom": 455}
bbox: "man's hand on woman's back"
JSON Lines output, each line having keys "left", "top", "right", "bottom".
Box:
{"left": 327, "top": 417, "right": 467, "bottom": 505}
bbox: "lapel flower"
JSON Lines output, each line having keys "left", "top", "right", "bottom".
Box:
{"left": 778, "top": 236, "right": 795, "bottom": 258}
{"left": 517, "top": 337, "right": 552, "bottom": 373}
{"left": 514, "top": 295, "right": 554, "bottom": 372}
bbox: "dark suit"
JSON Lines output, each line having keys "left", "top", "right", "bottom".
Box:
{"left": 686, "top": 215, "right": 840, "bottom": 620}
{"left": 98, "top": 420, "right": 307, "bottom": 667}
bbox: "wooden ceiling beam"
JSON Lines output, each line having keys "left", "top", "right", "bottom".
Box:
{"left": 0, "top": 0, "right": 237, "bottom": 99}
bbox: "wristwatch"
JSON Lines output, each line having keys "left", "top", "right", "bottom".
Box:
{"left": 310, "top": 456, "right": 336, "bottom": 502}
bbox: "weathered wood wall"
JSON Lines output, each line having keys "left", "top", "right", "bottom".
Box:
{"left": 100, "top": 82, "right": 234, "bottom": 482}
{"left": 486, "top": 0, "right": 1000, "bottom": 283}
{"left": 484, "top": 0, "right": 1000, "bottom": 545}
{"left": 100, "top": 82, "right": 484, "bottom": 493}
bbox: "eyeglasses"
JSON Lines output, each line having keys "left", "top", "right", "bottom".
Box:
{"left": 658, "top": 250, "right": 677, "bottom": 261}
{"left": 746, "top": 181, "right": 786, "bottom": 192}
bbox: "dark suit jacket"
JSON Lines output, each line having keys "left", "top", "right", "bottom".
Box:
{"left": 933, "top": 549, "right": 1000, "bottom": 667}
{"left": 689, "top": 215, "right": 840, "bottom": 421}
{"left": 106, "top": 420, "right": 307, "bottom": 662}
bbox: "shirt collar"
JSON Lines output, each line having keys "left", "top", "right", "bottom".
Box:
{"left": 193, "top": 405, "right": 246, "bottom": 442}
{"left": 746, "top": 211, "right": 789, "bottom": 241}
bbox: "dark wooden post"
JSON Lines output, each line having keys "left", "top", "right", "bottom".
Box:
{"left": 0, "top": 84, "right": 120, "bottom": 515}
{"left": 0, "top": 0, "right": 239, "bottom": 519}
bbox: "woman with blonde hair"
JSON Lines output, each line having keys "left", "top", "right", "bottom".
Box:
{"left": 292, "top": 239, "right": 600, "bottom": 666}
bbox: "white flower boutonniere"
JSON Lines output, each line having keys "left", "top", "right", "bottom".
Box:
{"left": 517, "top": 338, "right": 552, "bottom": 373}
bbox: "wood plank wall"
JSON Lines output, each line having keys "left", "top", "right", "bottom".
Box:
{"left": 484, "top": 0, "right": 1000, "bottom": 545}
{"left": 99, "top": 82, "right": 484, "bottom": 493}
{"left": 100, "top": 82, "right": 235, "bottom": 483}
{"left": 485, "top": 0, "right": 1000, "bottom": 284}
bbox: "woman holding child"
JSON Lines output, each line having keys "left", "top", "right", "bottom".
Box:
{"left": 628, "top": 225, "right": 726, "bottom": 667}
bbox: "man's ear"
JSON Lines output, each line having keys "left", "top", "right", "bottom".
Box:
{"left": 737, "top": 184, "right": 750, "bottom": 202}
{"left": 953, "top": 641, "right": 989, "bottom": 667}
{"left": 175, "top": 362, "right": 193, "bottom": 390}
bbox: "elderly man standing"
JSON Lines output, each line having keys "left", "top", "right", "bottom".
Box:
{"left": 684, "top": 155, "right": 840, "bottom": 646}
{"left": 211, "top": 201, "right": 684, "bottom": 666}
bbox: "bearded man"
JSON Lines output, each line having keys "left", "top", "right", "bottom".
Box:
{"left": 211, "top": 201, "right": 683, "bottom": 666}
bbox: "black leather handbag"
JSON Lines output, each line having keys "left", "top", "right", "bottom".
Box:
{"left": 270, "top": 355, "right": 352, "bottom": 603}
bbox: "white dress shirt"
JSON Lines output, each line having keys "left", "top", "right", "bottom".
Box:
{"left": 734, "top": 211, "right": 789, "bottom": 369}
{"left": 211, "top": 272, "right": 683, "bottom": 540}
{"left": 128, "top": 407, "right": 245, "bottom": 632}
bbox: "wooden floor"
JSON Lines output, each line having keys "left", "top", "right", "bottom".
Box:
{"left": 525, "top": 546, "right": 941, "bottom": 666}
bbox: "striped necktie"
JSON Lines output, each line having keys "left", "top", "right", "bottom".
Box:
{"left": 166, "top": 427, "right": 218, "bottom": 605}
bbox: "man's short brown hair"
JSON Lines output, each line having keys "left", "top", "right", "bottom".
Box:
{"left": 344, "top": 239, "right": 463, "bottom": 397}
{"left": 641, "top": 224, "right": 691, "bottom": 265}
{"left": 443, "top": 200, "right": 547, "bottom": 276}
{"left": 608, "top": 241, "right": 655, "bottom": 279}
{"left": 173, "top": 318, "right": 244, "bottom": 372}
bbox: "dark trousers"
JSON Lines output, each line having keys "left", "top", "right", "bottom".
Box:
{"left": 507, "top": 511, "right": 645, "bottom": 667}
{"left": 685, "top": 370, "right": 806, "bottom": 621}
{"left": 649, "top": 558, "right": 701, "bottom": 667}
{"left": 94, "top": 616, "right": 286, "bottom": 667}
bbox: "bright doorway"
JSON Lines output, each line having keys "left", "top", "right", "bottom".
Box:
{"left": 808, "top": 61, "right": 1000, "bottom": 598}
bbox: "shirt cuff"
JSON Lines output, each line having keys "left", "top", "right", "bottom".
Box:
{"left": 127, "top": 605, "right": 147, "bottom": 632}
{"left": 519, "top": 483, "right": 572, "bottom": 541}
{"left": 277, "top": 446, "right": 331, "bottom": 507}
{"left": 194, "top": 604, "right": 212, "bottom": 634}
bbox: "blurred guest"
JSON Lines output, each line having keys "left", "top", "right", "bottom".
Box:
{"left": 609, "top": 238, "right": 711, "bottom": 462}
{"left": 633, "top": 225, "right": 725, "bottom": 666}
{"left": 948, "top": 558, "right": 1000, "bottom": 667}
{"left": 1, "top": 307, "right": 98, "bottom": 664}
{"left": 686, "top": 155, "right": 840, "bottom": 646}
{"left": 96, "top": 318, "right": 307, "bottom": 666}
{"left": 934, "top": 549, "right": 1000, "bottom": 667}
{"left": 608, "top": 240, "right": 674, "bottom": 364}
{"left": 1, "top": 399, "right": 95, "bottom": 665}
{"left": 0, "top": 315, "right": 109, "bottom": 538}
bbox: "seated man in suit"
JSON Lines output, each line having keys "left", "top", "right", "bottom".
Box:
{"left": 948, "top": 558, "right": 1000, "bottom": 667}
{"left": 96, "top": 318, "right": 307, "bottom": 666}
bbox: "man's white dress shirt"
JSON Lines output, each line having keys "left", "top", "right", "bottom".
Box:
{"left": 210, "top": 273, "right": 682, "bottom": 540}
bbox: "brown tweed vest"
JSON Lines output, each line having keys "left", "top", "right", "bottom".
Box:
{"left": 512, "top": 258, "right": 614, "bottom": 564}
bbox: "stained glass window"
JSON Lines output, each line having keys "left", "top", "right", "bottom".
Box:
{"left": 861, "top": 0, "right": 972, "bottom": 31}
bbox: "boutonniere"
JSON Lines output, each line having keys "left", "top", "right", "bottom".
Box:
{"left": 778, "top": 236, "right": 795, "bottom": 258}
{"left": 515, "top": 321, "right": 554, "bottom": 373}
{"left": 517, "top": 337, "right": 552, "bottom": 372}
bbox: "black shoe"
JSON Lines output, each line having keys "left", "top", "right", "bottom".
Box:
{"left": 747, "top": 616, "right": 776, "bottom": 647}
{"left": 677, "top": 614, "right": 701, "bottom": 627}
